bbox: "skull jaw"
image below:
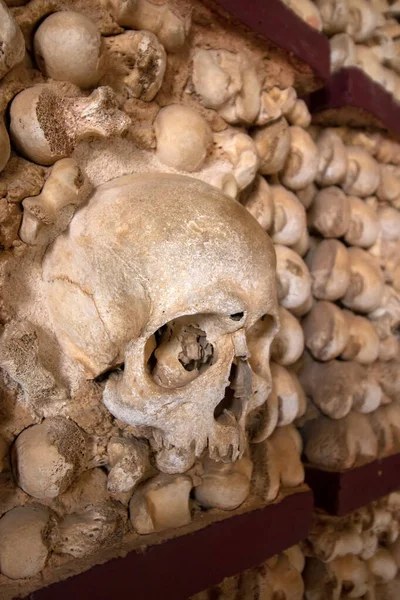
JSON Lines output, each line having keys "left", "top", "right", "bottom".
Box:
{"left": 103, "top": 371, "right": 250, "bottom": 473}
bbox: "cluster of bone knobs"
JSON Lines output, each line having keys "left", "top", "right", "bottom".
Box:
{"left": 283, "top": 0, "right": 400, "bottom": 102}
{"left": 195, "top": 492, "right": 400, "bottom": 599}
{"left": 0, "top": 0, "right": 400, "bottom": 591}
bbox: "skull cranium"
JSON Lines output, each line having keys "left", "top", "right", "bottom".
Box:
{"left": 43, "top": 174, "right": 278, "bottom": 472}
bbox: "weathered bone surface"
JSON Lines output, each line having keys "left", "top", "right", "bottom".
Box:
{"left": 0, "top": 0, "right": 25, "bottom": 81}
{"left": 34, "top": 12, "right": 104, "bottom": 89}
{"left": 43, "top": 174, "right": 278, "bottom": 472}
{"left": 0, "top": 320, "right": 68, "bottom": 409}
{"left": 12, "top": 418, "right": 88, "bottom": 499}
{"left": 10, "top": 85, "right": 130, "bottom": 165}
{"left": 2, "top": 0, "right": 400, "bottom": 593}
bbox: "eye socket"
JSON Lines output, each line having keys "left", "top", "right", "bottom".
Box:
{"left": 230, "top": 312, "right": 244, "bottom": 321}
{"left": 147, "top": 317, "right": 214, "bottom": 389}
{"left": 94, "top": 363, "right": 124, "bottom": 383}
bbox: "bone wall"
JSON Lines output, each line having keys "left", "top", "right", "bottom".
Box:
{"left": 1, "top": 0, "right": 400, "bottom": 597}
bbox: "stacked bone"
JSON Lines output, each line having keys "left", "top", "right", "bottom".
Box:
{"left": 297, "top": 127, "right": 400, "bottom": 471}
{"left": 282, "top": 0, "right": 400, "bottom": 102}
{"left": 303, "top": 491, "right": 400, "bottom": 599}
{"left": 0, "top": 0, "right": 313, "bottom": 590}
{"left": 321, "top": 0, "right": 400, "bottom": 101}
{"left": 192, "top": 544, "right": 305, "bottom": 600}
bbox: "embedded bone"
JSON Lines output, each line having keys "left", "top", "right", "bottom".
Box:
{"left": 315, "top": 0, "right": 349, "bottom": 34}
{"left": 206, "top": 171, "right": 238, "bottom": 199}
{"left": 241, "top": 176, "right": 274, "bottom": 231}
{"left": 341, "top": 310, "right": 380, "bottom": 364}
{"left": 270, "top": 363, "right": 305, "bottom": 426}
{"left": 342, "top": 146, "right": 381, "bottom": 197}
{"left": 0, "top": 198, "right": 21, "bottom": 249}
{"left": 191, "top": 49, "right": 261, "bottom": 124}
{"left": 377, "top": 164, "right": 400, "bottom": 207}
{"left": 268, "top": 425, "right": 304, "bottom": 488}
{"left": 214, "top": 129, "right": 259, "bottom": 190}
{"left": 271, "top": 306, "right": 304, "bottom": 366}
{"left": 302, "top": 301, "right": 349, "bottom": 361}
{"left": 0, "top": 320, "right": 67, "bottom": 408}
{"left": 344, "top": 196, "right": 380, "bottom": 248}
{"left": 371, "top": 360, "right": 400, "bottom": 402}
{"left": 0, "top": 156, "right": 45, "bottom": 204}
{"left": 355, "top": 44, "right": 392, "bottom": 90}
{"left": 368, "top": 403, "right": 400, "bottom": 457}
{"left": 10, "top": 85, "right": 130, "bottom": 166}
{"left": 297, "top": 182, "right": 317, "bottom": 209}
{"left": 342, "top": 129, "right": 382, "bottom": 156}
{"left": 270, "top": 185, "right": 306, "bottom": 246}
{"left": 107, "top": 436, "right": 153, "bottom": 494}
{"left": 155, "top": 104, "right": 212, "bottom": 172}
{"left": 300, "top": 355, "right": 381, "bottom": 418}
{"left": 0, "top": 120, "right": 11, "bottom": 174}
{"left": 280, "top": 126, "right": 319, "bottom": 191}
{"left": 285, "top": 100, "right": 311, "bottom": 128}
{"left": 347, "top": 0, "right": 384, "bottom": 42}
{"left": 281, "top": 0, "right": 323, "bottom": 29}
{"left": 285, "top": 545, "right": 305, "bottom": 573}
{"left": 377, "top": 205, "right": 400, "bottom": 242}
{"left": 308, "top": 516, "right": 365, "bottom": 562}
{"left": 252, "top": 117, "right": 291, "bottom": 175}
{"left": 268, "top": 86, "right": 297, "bottom": 116}
{"left": 34, "top": 12, "right": 104, "bottom": 89}
{"left": 130, "top": 473, "right": 193, "bottom": 534}
{"left": 315, "top": 129, "right": 348, "bottom": 187}
{"left": 53, "top": 503, "right": 127, "bottom": 558}
{"left": 246, "top": 390, "right": 279, "bottom": 444}
{"left": 275, "top": 244, "right": 312, "bottom": 311}
{"left": 367, "top": 548, "right": 398, "bottom": 583}
{"left": 20, "top": 158, "right": 90, "bottom": 246}
{"left": 342, "top": 247, "right": 385, "bottom": 313}
{"left": 369, "top": 285, "right": 400, "bottom": 362}
{"left": 308, "top": 186, "right": 351, "bottom": 238}
{"left": 43, "top": 174, "right": 279, "bottom": 470}
{"left": 0, "top": 0, "right": 25, "bottom": 80}
{"left": 107, "top": 0, "right": 190, "bottom": 53}
{"left": 306, "top": 239, "right": 351, "bottom": 301}
{"left": 0, "top": 505, "right": 53, "bottom": 580}
{"left": 194, "top": 454, "right": 253, "bottom": 510}
{"left": 12, "top": 417, "right": 88, "bottom": 499}
{"left": 103, "top": 31, "right": 166, "bottom": 101}
{"left": 330, "top": 33, "right": 356, "bottom": 70}
{"left": 291, "top": 227, "right": 310, "bottom": 257}
{"left": 302, "top": 411, "right": 378, "bottom": 469}
{"left": 256, "top": 90, "right": 283, "bottom": 126}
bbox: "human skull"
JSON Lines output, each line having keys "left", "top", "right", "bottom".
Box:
{"left": 43, "top": 174, "right": 278, "bottom": 473}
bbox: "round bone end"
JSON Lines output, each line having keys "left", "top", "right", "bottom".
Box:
{"left": 155, "top": 104, "right": 212, "bottom": 172}
{"left": 34, "top": 11, "right": 103, "bottom": 89}
{"left": 12, "top": 417, "right": 87, "bottom": 499}
{"left": 0, "top": 505, "right": 52, "bottom": 579}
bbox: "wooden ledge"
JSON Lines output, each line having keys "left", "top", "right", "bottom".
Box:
{"left": 208, "top": 0, "right": 330, "bottom": 92}
{"left": 307, "top": 67, "right": 400, "bottom": 139}
{"left": 26, "top": 488, "right": 313, "bottom": 600}
{"left": 305, "top": 453, "right": 400, "bottom": 516}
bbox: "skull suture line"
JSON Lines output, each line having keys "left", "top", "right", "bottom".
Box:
{"left": 43, "top": 174, "right": 278, "bottom": 473}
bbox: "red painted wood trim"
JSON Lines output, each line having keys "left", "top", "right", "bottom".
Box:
{"left": 213, "top": 0, "right": 330, "bottom": 83}
{"left": 305, "top": 453, "right": 400, "bottom": 516}
{"left": 27, "top": 491, "right": 313, "bottom": 600}
{"left": 307, "top": 67, "right": 400, "bottom": 139}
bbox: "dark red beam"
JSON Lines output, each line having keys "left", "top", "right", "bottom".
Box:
{"left": 27, "top": 491, "right": 313, "bottom": 600}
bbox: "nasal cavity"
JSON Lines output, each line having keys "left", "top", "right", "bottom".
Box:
{"left": 230, "top": 312, "right": 244, "bottom": 321}
{"left": 214, "top": 363, "right": 242, "bottom": 420}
